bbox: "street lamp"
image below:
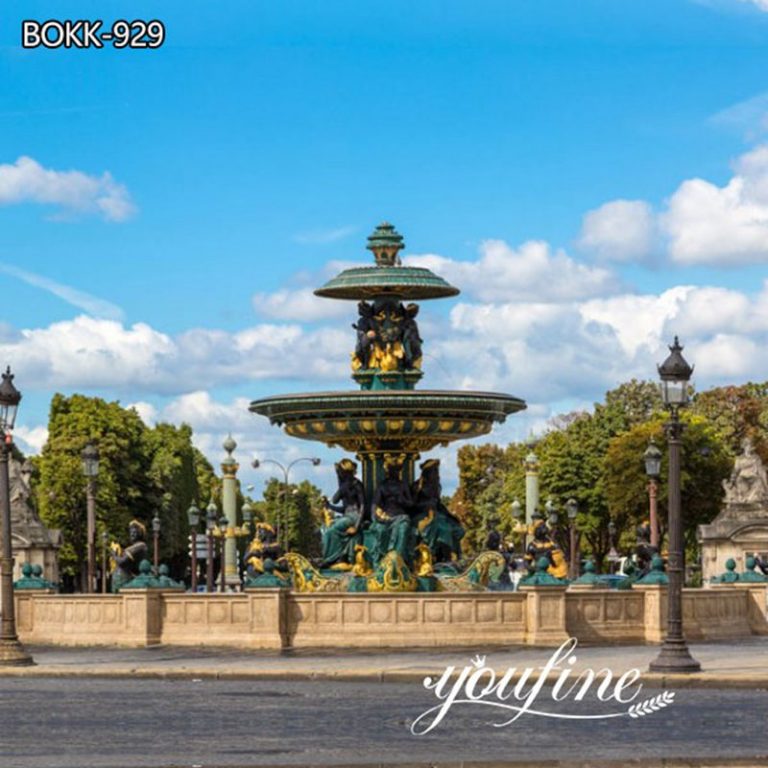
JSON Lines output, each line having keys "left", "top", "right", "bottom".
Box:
{"left": 187, "top": 502, "right": 200, "bottom": 592}
{"left": 205, "top": 499, "right": 217, "bottom": 592}
{"left": 251, "top": 456, "right": 321, "bottom": 552}
{"left": 81, "top": 442, "right": 100, "bottom": 593}
{"left": 0, "top": 366, "right": 33, "bottom": 665}
{"left": 566, "top": 498, "right": 579, "bottom": 579}
{"left": 649, "top": 336, "right": 701, "bottom": 673}
{"left": 545, "top": 498, "right": 558, "bottom": 527}
{"left": 101, "top": 531, "right": 109, "bottom": 594}
{"left": 217, "top": 516, "right": 228, "bottom": 593}
{"left": 607, "top": 520, "right": 620, "bottom": 573}
{"left": 152, "top": 513, "right": 161, "bottom": 572}
{"left": 644, "top": 438, "right": 662, "bottom": 549}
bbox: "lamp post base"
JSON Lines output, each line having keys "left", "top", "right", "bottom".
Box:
{"left": 0, "top": 637, "right": 34, "bottom": 666}
{"left": 649, "top": 638, "right": 701, "bottom": 674}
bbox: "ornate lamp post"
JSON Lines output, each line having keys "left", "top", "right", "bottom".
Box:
{"left": 650, "top": 336, "right": 701, "bottom": 673}
{"left": 566, "top": 498, "right": 579, "bottom": 579}
{"left": 81, "top": 442, "right": 100, "bottom": 593}
{"left": 187, "top": 502, "right": 200, "bottom": 592}
{"left": 644, "top": 439, "right": 662, "bottom": 549}
{"left": 0, "top": 366, "right": 33, "bottom": 666}
{"left": 205, "top": 499, "right": 216, "bottom": 593}
{"left": 151, "top": 513, "right": 161, "bottom": 572}
{"left": 545, "top": 498, "right": 558, "bottom": 527}
{"left": 216, "top": 516, "right": 228, "bottom": 593}
{"left": 251, "top": 457, "right": 321, "bottom": 552}
{"left": 211, "top": 508, "right": 253, "bottom": 589}
{"left": 101, "top": 531, "right": 109, "bottom": 593}
{"left": 607, "top": 520, "right": 620, "bottom": 573}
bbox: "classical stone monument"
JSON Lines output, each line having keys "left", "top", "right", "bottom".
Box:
{"left": 699, "top": 438, "right": 768, "bottom": 582}
{"left": 249, "top": 223, "right": 526, "bottom": 591}
{"left": 8, "top": 457, "right": 61, "bottom": 584}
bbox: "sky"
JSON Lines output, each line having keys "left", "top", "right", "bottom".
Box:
{"left": 2, "top": 0, "right": 768, "bottom": 495}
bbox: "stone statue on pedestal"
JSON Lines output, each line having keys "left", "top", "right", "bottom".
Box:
{"left": 722, "top": 439, "right": 768, "bottom": 505}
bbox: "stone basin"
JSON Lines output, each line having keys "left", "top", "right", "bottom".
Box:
{"left": 249, "top": 390, "right": 526, "bottom": 453}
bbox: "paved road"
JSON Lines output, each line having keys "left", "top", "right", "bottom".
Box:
{"left": 0, "top": 678, "right": 767, "bottom": 767}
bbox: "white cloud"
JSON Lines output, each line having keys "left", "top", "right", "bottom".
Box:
{"left": 127, "top": 401, "right": 157, "bottom": 426}
{"left": 0, "top": 263, "right": 124, "bottom": 320}
{"left": 0, "top": 156, "right": 135, "bottom": 221}
{"left": 662, "top": 150, "right": 768, "bottom": 265}
{"left": 293, "top": 226, "right": 356, "bottom": 245}
{"left": 709, "top": 90, "right": 768, "bottom": 139}
{"left": 252, "top": 287, "right": 350, "bottom": 322}
{"left": 14, "top": 425, "right": 48, "bottom": 455}
{"left": 405, "top": 239, "right": 618, "bottom": 302}
{"left": 0, "top": 315, "right": 350, "bottom": 395}
{"left": 739, "top": 0, "right": 768, "bottom": 11}
{"left": 159, "top": 391, "right": 333, "bottom": 493}
{"left": 580, "top": 144, "right": 768, "bottom": 267}
{"left": 578, "top": 199, "right": 656, "bottom": 261}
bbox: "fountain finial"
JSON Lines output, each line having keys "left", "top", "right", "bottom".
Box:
{"left": 367, "top": 222, "right": 404, "bottom": 267}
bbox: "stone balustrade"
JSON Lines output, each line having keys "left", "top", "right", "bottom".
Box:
{"left": 14, "top": 583, "right": 768, "bottom": 649}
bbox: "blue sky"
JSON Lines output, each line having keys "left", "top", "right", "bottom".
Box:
{"left": 2, "top": 0, "right": 768, "bottom": 492}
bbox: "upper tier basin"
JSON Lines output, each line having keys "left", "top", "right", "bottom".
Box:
{"left": 250, "top": 390, "right": 526, "bottom": 452}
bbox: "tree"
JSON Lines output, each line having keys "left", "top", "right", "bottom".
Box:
{"left": 691, "top": 383, "right": 768, "bottom": 463}
{"left": 259, "top": 477, "right": 324, "bottom": 557}
{"left": 604, "top": 413, "right": 731, "bottom": 553}
{"left": 34, "top": 394, "right": 219, "bottom": 587}
{"left": 35, "top": 394, "right": 152, "bottom": 587}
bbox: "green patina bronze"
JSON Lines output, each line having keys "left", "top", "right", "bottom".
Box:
{"left": 740, "top": 556, "right": 768, "bottom": 583}
{"left": 249, "top": 223, "right": 526, "bottom": 592}
{"left": 122, "top": 559, "right": 158, "bottom": 589}
{"left": 637, "top": 555, "right": 669, "bottom": 585}
{"left": 14, "top": 563, "right": 54, "bottom": 590}
{"left": 571, "top": 560, "right": 601, "bottom": 586}
{"left": 712, "top": 557, "right": 740, "bottom": 584}
{"left": 519, "top": 556, "right": 567, "bottom": 587}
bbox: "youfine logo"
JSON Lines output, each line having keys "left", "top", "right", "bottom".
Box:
{"left": 410, "top": 638, "right": 676, "bottom": 735}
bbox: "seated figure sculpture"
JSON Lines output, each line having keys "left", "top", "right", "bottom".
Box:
{"left": 243, "top": 522, "right": 281, "bottom": 577}
{"left": 320, "top": 459, "right": 366, "bottom": 568}
{"left": 110, "top": 520, "right": 148, "bottom": 593}
{"left": 723, "top": 438, "right": 768, "bottom": 505}
{"left": 524, "top": 521, "right": 568, "bottom": 579}
{"left": 411, "top": 459, "right": 464, "bottom": 562}
{"left": 369, "top": 457, "right": 415, "bottom": 565}
{"left": 635, "top": 520, "right": 658, "bottom": 575}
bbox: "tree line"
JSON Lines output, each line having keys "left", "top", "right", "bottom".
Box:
{"left": 449, "top": 379, "right": 763, "bottom": 568}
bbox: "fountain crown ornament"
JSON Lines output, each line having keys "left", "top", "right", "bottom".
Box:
{"left": 366, "top": 221, "right": 405, "bottom": 267}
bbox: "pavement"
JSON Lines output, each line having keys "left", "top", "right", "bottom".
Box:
{"left": 2, "top": 637, "right": 768, "bottom": 688}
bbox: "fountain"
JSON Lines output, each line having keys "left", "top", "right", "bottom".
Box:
{"left": 250, "top": 223, "right": 526, "bottom": 591}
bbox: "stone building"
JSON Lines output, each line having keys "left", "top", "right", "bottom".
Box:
{"left": 7, "top": 457, "right": 61, "bottom": 583}
{"left": 699, "top": 439, "right": 768, "bottom": 582}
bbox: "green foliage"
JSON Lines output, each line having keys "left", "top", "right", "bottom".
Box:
{"left": 451, "top": 377, "right": 732, "bottom": 570}
{"left": 603, "top": 414, "right": 731, "bottom": 552}
{"left": 691, "top": 383, "right": 768, "bottom": 462}
{"left": 450, "top": 443, "right": 524, "bottom": 553}
{"left": 259, "top": 477, "right": 324, "bottom": 557}
{"left": 34, "top": 394, "right": 218, "bottom": 585}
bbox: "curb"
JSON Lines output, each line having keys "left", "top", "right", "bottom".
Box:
{"left": 1, "top": 665, "right": 767, "bottom": 688}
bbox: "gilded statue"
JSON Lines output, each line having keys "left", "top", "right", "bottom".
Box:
{"left": 351, "top": 298, "right": 422, "bottom": 373}
{"left": 524, "top": 521, "right": 568, "bottom": 579}
{"left": 243, "top": 521, "right": 281, "bottom": 576}
{"left": 369, "top": 457, "right": 415, "bottom": 565}
{"left": 110, "top": 520, "right": 148, "bottom": 593}
{"left": 319, "top": 459, "right": 366, "bottom": 568}
{"left": 411, "top": 458, "right": 464, "bottom": 562}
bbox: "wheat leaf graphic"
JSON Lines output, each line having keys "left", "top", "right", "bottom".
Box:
{"left": 628, "top": 691, "right": 675, "bottom": 718}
